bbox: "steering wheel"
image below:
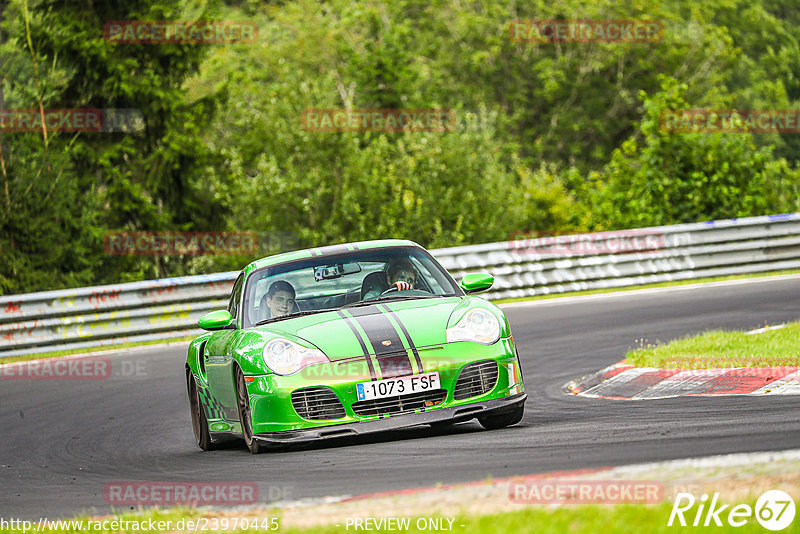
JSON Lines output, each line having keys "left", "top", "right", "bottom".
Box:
{"left": 380, "top": 281, "right": 429, "bottom": 296}
{"left": 379, "top": 285, "right": 401, "bottom": 296}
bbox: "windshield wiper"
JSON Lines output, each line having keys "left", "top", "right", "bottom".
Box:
{"left": 342, "top": 295, "right": 444, "bottom": 308}
{"left": 254, "top": 308, "right": 336, "bottom": 327}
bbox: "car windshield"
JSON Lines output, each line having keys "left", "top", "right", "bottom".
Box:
{"left": 242, "top": 246, "right": 461, "bottom": 327}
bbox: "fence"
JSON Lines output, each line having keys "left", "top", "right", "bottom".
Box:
{"left": 2, "top": 213, "right": 799, "bottom": 358}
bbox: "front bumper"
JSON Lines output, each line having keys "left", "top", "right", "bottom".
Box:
{"left": 219, "top": 337, "right": 526, "bottom": 441}
{"left": 252, "top": 393, "right": 526, "bottom": 443}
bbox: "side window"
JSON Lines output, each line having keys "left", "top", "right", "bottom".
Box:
{"left": 228, "top": 274, "right": 245, "bottom": 322}
{"left": 409, "top": 256, "right": 436, "bottom": 293}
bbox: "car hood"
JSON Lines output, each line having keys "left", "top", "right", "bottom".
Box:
{"left": 254, "top": 296, "right": 469, "bottom": 360}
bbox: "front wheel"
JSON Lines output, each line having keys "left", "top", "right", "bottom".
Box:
{"left": 235, "top": 367, "right": 266, "bottom": 454}
{"left": 188, "top": 375, "right": 215, "bottom": 451}
{"left": 477, "top": 403, "right": 524, "bottom": 430}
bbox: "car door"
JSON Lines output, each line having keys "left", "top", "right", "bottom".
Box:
{"left": 204, "top": 272, "right": 245, "bottom": 420}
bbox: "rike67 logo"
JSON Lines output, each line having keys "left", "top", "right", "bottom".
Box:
{"left": 669, "top": 490, "right": 795, "bottom": 530}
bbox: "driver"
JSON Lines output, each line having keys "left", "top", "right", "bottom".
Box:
{"left": 386, "top": 259, "right": 417, "bottom": 292}
{"left": 363, "top": 259, "right": 417, "bottom": 300}
{"left": 260, "top": 280, "right": 296, "bottom": 320}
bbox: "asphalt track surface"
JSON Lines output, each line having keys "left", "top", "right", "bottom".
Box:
{"left": 2, "top": 276, "right": 800, "bottom": 519}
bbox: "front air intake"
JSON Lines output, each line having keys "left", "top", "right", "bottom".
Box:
{"left": 454, "top": 360, "right": 498, "bottom": 400}
{"left": 352, "top": 389, "right": 447, "bottom": 417}
{"left": 291, "top": 387, "right": 346, "bottom": 420}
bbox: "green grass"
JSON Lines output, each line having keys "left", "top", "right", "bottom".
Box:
{"left": 492, "top": 269, "right": 800, "bottom": 304}
{"left": 3, "top": 503, "right": 796, "bottom": 533}
{"left": 447, "top": 505, "right": 796, "bottom": 534}
{"left": 286, "top": 505, "right": 798, "bottom": 534}
{"left": 627, "top": 320, "right": 800, "bottom": 369}
{"left": 0, "top": 336, "right": 195, "bottom": 364}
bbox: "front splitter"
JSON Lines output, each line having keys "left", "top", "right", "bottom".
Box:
{"left": 252, "top": 393, "right": 527, "bottom": 444}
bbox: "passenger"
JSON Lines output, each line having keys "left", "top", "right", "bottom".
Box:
{"left": 261, "top": 280, "right": 296, "bottom": 319}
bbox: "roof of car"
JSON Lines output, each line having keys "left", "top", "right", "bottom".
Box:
{"left": 243, "top": 239, "right": 421, "bottom": 276}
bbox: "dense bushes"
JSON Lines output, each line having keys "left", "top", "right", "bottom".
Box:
{"left": 2, "top": 0, "right": 799, "bottom": 293}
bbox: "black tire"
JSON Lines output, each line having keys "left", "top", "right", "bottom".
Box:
{"left": 189, "top": 375, "right": 215, "bottom": 451}
{"left": 477, "top": 403, "right": 524, "bottom": 430}
{"left": 235, "top": 367, "right": 266, "bottom": 454}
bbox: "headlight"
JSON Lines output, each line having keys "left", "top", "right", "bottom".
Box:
{"left": 446, "top": 308, "right": 501, "bottom": 345}
{"left": 262, "top": 338, "right": 329, "bottom": 375}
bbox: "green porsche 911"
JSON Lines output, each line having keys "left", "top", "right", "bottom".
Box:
{"left": 186, "top": 239, "right": 526, "bottom": 453}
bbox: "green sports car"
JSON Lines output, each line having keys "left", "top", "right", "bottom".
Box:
{"left": 186, "top": 239, "right": 526, "bottom": 453}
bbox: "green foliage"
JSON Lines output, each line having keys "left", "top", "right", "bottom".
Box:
{"left": 587, "top": 76, "right": 800, "bottom": 229}
{"left": 188, "top": 0, "right": 583, "bottom": 254}
{"left": 2, "top": 0, "right": 800, "bottom": 293}
{"left": 0, "top": 0, "right": 227, "bottom": 294}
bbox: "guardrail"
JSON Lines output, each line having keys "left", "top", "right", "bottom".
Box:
{"left": 2, "top": 213, "right": 799, "bottom": 358}
{"left": 439, "top": 212, "right": 800, "bottom": 300}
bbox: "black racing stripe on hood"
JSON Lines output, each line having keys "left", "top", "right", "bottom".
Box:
{"left": 336, "top": 310, "right": 376, "bottom": 380}
{"left": 348, "top": 305, "right": 413, "bottom": 378}
{"left": 379, "top": 305, "right": 423, "bottom": 372}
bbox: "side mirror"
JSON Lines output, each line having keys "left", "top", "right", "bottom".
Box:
{"left": 198, "top": 310, "right": 235, "bottom": 331}
{"left": 460, "top": 273, "right": 494, "bottom": 294}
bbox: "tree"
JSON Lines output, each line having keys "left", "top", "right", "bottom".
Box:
{"left": 587, "top": 76, "right": 799, "bottom": 229}
{"left": 0, "top": 0, "right": 226, "bottom": 294}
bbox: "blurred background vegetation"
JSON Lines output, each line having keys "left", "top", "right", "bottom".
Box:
{"left": 1, "top": 0, "right": 799, "bottom": 294}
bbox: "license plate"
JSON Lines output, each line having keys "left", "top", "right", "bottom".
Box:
{"left": 356, "top": 372, "right": 440, "bottom": 401}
